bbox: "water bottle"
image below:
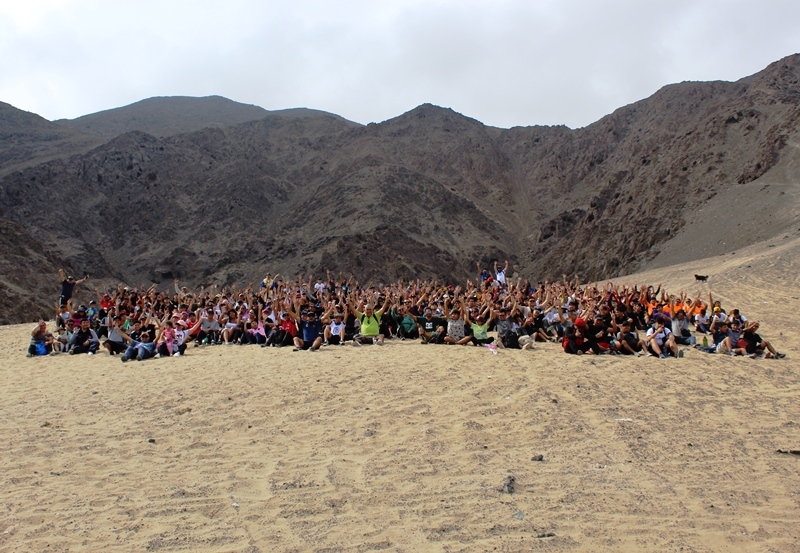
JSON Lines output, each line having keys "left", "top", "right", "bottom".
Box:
{"left": 702, "top": 336, "right": 708, "bottom": 347}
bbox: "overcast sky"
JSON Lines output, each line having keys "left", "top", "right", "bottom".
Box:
{"left": 1, "top": 0, "right": 798, "bottom": 129}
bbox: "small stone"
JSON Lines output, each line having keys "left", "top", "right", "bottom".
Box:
{"left": 148, "top": 438, "right": 156, "bottom": 444}
{"left": 532, "top": 454, "right": 544, "bottom": 462}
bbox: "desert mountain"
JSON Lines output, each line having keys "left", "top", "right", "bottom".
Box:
{"left": 0, "top": 101, "right": 103, "bottom": 177}
{"left": 1, "top": 55, "right": 799, "bottom": 323}
{"left": 55, "top": 95, "right": 357, "bottom": 139}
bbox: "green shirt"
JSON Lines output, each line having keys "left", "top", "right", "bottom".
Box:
{"left": 471, "top": 322, "right": 489, "bottom": 340}
{"left": 359, "top": 310, "right": 382, "bottom": 336}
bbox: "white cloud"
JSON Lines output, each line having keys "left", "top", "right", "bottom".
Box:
{"left": 0, "top": 0, "right": 798, "bottom": 128}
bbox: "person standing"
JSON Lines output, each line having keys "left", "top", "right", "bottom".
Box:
{"left": 58, "top": 269, "right": 88, "bottom": 307}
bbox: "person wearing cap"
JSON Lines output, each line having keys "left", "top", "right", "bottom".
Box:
{"left": 58, "top": 269, "right": 89, "bottom": 308}
{"left": 463, "top": 300, "right": 495, "bottom": 347}
{"left": 120, "top": 328, "right": 155, "bottom": 362}
{"left": 286, "top": 298, "right": 323, "bottom": 351}
{"left": 616, "top": 319, "right": 645, "bottom": 356}
{"left": 563, "top": 316, "right": 590, "bottom": 354}
{"left": 585, "top": 314, "right": 613, "bottom": 354}
{"left": 495, "top": 300, "right": 525, "bottom": 349}
{"left": 195, "top": 308, "right": 221, "bottom": 346}
{"left": 322, "top": 306, "right": 349, "bottom": 346}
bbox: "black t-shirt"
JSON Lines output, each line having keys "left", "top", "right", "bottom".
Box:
{"left": 742, "top": 330, "right": 762, "bottom": 353}
{"left": 60, "top": 280, "right": 76, "bottom": 298}
{"left": 416, "top": 316, "right": 444, "bottom": 333}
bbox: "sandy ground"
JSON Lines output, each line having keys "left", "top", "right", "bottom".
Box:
{"left": 1, "top": 237, "right": 799, "bottom": 552}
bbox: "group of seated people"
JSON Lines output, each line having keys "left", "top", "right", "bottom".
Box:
{"left": 26, "top": 264, "right": 787, "bottom": 361}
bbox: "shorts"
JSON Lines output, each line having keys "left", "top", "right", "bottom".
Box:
{"left": 715, "top": 341, "right": 731, "bottom": 354}
{"left": 104, "top": 340, "right": 126, "bottom": 354}
{"left": 328, "top": 335, "right": 342, "bottom": 345}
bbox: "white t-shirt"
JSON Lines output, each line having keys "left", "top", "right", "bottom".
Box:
{"left": 646, "top": 326, "right": 671, "bottom": 346}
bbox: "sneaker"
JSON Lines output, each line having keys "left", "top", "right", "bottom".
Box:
{"left": 69, "top": 350, "right": 75, "bottom": 355}
{"left": 121, "top": 357, "right": 128, "bottom": 363}
{"left": 372, "top": 337, "right": 377, "bottom": 345}
{"left": 173, "top": 352, "right": 181, "bottom": 357}
{"left": 88, "top": 352, "right": 94, "bottom": 356}
{"left": 745, "top": 353, "right": 756, "bottom": 359}
{"left": 322, "top": 340, "right": 329, "bottom": 347}
{"left": 155, "top": 353, "right": 161, "bottom": 359}
{"left": 26, "top": 353, "right": 33, "bottom": 358}
{"left": 775, "top": 352, "right": 786, "bottom": 359}
{"left": 420, "top": 338, "right": 429, "bottom": 345}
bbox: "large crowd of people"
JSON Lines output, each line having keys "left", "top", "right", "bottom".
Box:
{"left": 27, "top": 262, "right": 787, "bottom": 361}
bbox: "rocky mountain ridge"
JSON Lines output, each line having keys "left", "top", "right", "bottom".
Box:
{"left": 1, "top": 55, "right": 799, "bottom": 323}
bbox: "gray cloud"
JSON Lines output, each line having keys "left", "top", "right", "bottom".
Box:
{"left": 1, "top": 0, "right": 798, "bottom": 128}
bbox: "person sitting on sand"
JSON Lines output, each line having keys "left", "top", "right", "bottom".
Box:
{"left": 442, "top": 298, "right": 472, "bottom": 346}
{"left": 645, "top": 316, "right": 679, "bottom": 358}
{"left": 120, "top": 329, "right": 155, "bottom": 362}
{"left": 616, "top": 319, "right": 646, "bottom": 356}
{"left": 287, "top": 300, "right": 324, "bottom": 352}
{"left": 694, "top": 307, "right": 710, "bottom": 334}
{"left": 69, "top": 318, "right": 99, "bottom": 355}
{"left": 389, "top": 301, "right": 419, "bottom": 340}
{"left": 322, "top": 308, "right": 348, "bottom": 346}
{"left": 563, "top": 316, "right": 592, "bottom": 355}
{"left": 414, "top": 308, "right": 446, "bottom": 344}
{"left": 27, "top": 320, "right": 54, "bottom": 357}
{"left": 347, "top": 294, "right": 390, "bottom": 346}
{"left": 671, "top": 309, "right": 696, "bottom": 346}
{"left": 103, "top": 315, "right": 128, "bottom": 355}
{"left": 711, "top": 321, "right": 745, "bottom": 356}
{"left": 463, "top": 299, "right": 495, "bottom": 347}
{"left": 740, "top": 321, "right": 786, "bottom": 359}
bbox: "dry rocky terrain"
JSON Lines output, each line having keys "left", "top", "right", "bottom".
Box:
{"left": 1, "top": 56, "right": 800, "bottom": 323}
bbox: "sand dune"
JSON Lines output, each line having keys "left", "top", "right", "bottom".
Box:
{"left": 1, "top": 238, "right": 799, "bottom": 552}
